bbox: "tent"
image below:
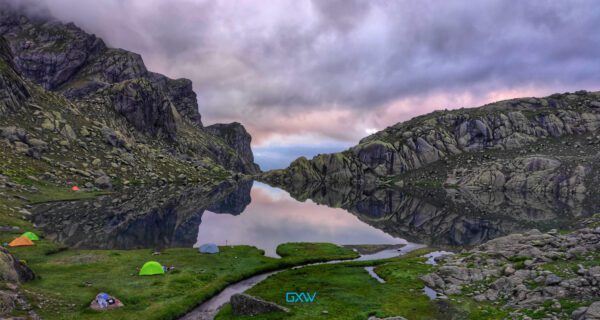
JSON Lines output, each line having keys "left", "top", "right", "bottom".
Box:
{"left": 139, "top": 261, "right": 164, "bottom": 276}
{"left": 199, "top": 243, "right": 219, "bottom": 254}
{"left": 90, "top": 292, "right": 124, "bottom": 311}
{"left": 21, "top": 231, "right": 39, "bottom": 241}
{"left": 8, "top": 236, "right": 34, "bottom": 247}
{"left": 71, "top": 186, "right": 80, "bottom": 192}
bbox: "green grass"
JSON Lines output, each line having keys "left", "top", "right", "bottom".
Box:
{"left": 539, "top": 252, "right": 600, "bottom": 278}
{"left": 216, "top": 248, "right": 441, "bottom": 320}
{"left": 1, "top": 239, "right": 357, "bottom": 320}
{"left": 24, "top": 185, "right": 111, "bottom": 204}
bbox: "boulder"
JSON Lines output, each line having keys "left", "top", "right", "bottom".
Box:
{"left": 0, "top": 247, "right": 35, "bottom": 283}
{"left": 101, "top": 127, "right": 126, "bottom": 148}
{"left": 230, "top": 293, "right": 289, "bottom": 316}
{"left": 94, "top": 175, "right": 112, "bottom": 189}
{"left": 573, "top": 301, "right": 600, "bottom": 320}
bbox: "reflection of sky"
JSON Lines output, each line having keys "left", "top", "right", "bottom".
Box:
{"left": 196, "top": 182, "right": 406, "bottom": 257}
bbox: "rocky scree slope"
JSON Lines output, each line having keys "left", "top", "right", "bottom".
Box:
{"left": 0, "top": 9, "right": 259, "bottom": 183}
{"left": 262, "top": 91, "right": 600, "bottom": 195}
{"left": 422, "top": 215, "right": 600, "bottom": 319}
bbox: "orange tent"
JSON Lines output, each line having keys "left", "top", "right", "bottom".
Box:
{"left": 8, "top": 236, "right": 34, "bottom": 247}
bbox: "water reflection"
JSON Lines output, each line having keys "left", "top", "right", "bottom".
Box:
{"left": 271, "top": 181, "right": 595, "bottom": 247}
{"left": 196, "top": 183, "right": 405, "bottom": 257}
{"left": 31, "top": 179, "right": 595, "bottom": 252}
{"left": 32, "top": 180, "right": 253, "bottom": 249}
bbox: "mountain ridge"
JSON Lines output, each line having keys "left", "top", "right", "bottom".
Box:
{"left": 0, "top": 6, "right": 260, "bottom": 193}
{"left": 261, "top": 90, "right": 600, "bottom": 198}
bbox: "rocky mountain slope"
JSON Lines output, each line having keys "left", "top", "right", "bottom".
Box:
{"left": 262, "top": 91, "right": 600, "bottom": 199}
{"left": 0, "top": 8, "right": 260, "bottom": 192}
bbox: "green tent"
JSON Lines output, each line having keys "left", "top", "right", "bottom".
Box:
{"left": 139, "top": 261, "right": 164, "bottom": 276}
{"left": 21, "top": 232, "right": 39, "bottom": 241}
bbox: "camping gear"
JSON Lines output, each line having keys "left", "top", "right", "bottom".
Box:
{"left": 139, "top": 261, "right": 165, "bottom": 276}
{"left": 90, "top": 293, "right": 124, "bottom": 311}
{"left": 8, "top": 236, "right": 34, "bottom": 247}
{"left": 71, "top": 186, "right": 80, "bottom": 192}
{"left": 199, "top": 243, "right": 219, "bottom": 254}
{"left": 21, "top": 231, "right": 39, "bottom": 241}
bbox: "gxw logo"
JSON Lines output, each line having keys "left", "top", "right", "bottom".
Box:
{"left": 285, "top": 291, "right": 317, "bottom": 303}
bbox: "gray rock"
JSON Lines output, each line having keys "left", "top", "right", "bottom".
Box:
{"left": 94, "top": 175, "right": 112, "bottom": 189}
{"left": 230, "top": 293, "right": 288, "bottom": 316}
{"left": 574, "top": 301, "right": 600, "bottom": 320}
{"left": 0, "top": 290, "right": 17, "bottom": 315}
{"left": 0, "top": 247, "right": 35, "bottom": 283}
{"left": 545, "top": 274, "right": 562, "bottom": 286}
{"left": 101, "top": 127, "right": 126, "bottom": 148}
{"left": 206, "top": 122, "right": 261, "bottom": 174}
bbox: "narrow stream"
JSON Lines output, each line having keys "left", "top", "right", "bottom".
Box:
{"left": 180, "top": 243, "right": 425, "bottom": 320}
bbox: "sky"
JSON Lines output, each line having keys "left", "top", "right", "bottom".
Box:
{"left": 11, "top": 0, "right": 600, "bottom": 169}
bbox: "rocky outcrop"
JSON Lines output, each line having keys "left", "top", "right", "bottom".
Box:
{"left": 205, "top": 123, "right": 260, "bottom": 174}
{"left": 100, "top": 78, "right": 177, "bottom": 139}
{"left": 264, "top": 91, "right": 600, "bottom": 185}
{"left": 230, "top": 293, "right": 289, "bottom": 316}
{"left": 0, "top": 246, "right": 34, "bottom": 283}
{"left": 422, "top": 224, "right": 600, "bottom": 318}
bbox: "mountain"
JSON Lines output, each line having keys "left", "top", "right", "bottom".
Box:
{"left": 261, "top": 91, "right": 600, "bottom": 198}
{"left": 0, "top": 7, "right": 259, "bottom": 190}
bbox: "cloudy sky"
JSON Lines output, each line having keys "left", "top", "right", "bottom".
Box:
{"left": 25, "top": 1, "right": 600, "bottom": 169}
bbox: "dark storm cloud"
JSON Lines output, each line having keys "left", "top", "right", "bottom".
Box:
{"left": 4, "top": 0, "right": 600, "bottom": 148}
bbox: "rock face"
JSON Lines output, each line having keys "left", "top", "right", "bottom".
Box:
{"left": 230, "top": 293, "right": 289, "bottom": 316}
{"left": 0, "top": 246, "right": 35, "bottom": 283}
{"left": 421, "top": 223, "right": 600, "bottom": 318}
{"left": 263, "top": 91, "right": 600, "bottom": 186}
{"left": 0, "top": 6, "right": 260, "bottom": 175}
{"left": 206, "top": 123, "right": 260, "bottom": 174}
{"left": 0, "top": 37, "right": 29, "bottom": 114}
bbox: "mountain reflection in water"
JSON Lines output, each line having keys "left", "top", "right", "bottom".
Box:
{"left": 32, "top": 180, "right": 593, "bottom": 253}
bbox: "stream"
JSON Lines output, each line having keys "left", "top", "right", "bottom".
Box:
{"left": 180, "top": 243, "right": 425, "bottom": 320}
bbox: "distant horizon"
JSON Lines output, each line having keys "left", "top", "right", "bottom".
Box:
{"left": 7, "top": 0, "right": 600, "bottom": 170}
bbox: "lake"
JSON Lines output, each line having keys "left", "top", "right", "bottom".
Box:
{"left": 31, "top": 179, "right": 592, "bottom": 253}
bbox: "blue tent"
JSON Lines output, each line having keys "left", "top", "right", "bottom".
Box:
{"left": 199, "top": 243, "right": 219, "bottom": 254}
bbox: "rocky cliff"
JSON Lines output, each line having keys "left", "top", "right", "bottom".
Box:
{"left": 206, "top": 123, "right": 260, "bottom": 174}
{"left": 262, "top": 91, "right": 600, "bottom": 198}
{"left": 0, "top": 7, "right": 260, "bottom": 180}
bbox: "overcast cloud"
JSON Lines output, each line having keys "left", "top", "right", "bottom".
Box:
{"left": 7, "top": 0, "right": 600, "bottom": 168}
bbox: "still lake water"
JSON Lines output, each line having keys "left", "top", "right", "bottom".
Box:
{"left": 195, "top": 183, "right": 406, "bottom": 257}
{"left": 32, "top": 179, "right": 592, "bottom": 253}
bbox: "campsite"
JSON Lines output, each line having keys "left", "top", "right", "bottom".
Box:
{"left": 1, "top": 230, "right": 357, "bottom": 319}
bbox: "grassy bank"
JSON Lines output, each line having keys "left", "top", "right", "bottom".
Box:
{"left": 216, "top": 249, "right": 444, "bottom": 320}
{"left": 215, "top": 248, "right": 512, "bottom": 320}
{"left": 1, "top": 235, "right": 357, "bottom": 320}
